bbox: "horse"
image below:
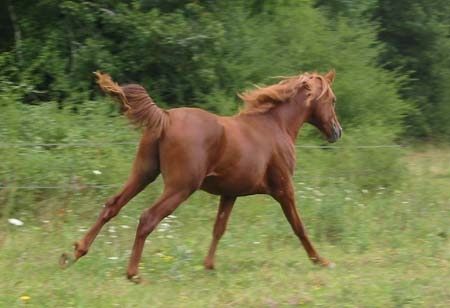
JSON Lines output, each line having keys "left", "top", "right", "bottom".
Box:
{"left": 60, "top": 70, "right": 342, "bottom": 283}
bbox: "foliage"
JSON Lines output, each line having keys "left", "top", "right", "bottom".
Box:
{"left": 316, "top": 0, "right": 450, "bottom": 138}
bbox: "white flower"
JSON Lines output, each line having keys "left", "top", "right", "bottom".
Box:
{"left": 92, "top": 170, "right": 102, "bottom": 175}
{"left": 108, "top": 256, "right": 119, "bottom": 260}
{"left": 8, "top": 218, "right": 24, "bottom": 226}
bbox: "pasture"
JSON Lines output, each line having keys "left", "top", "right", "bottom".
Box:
{"left": 1, "top": 143, "right": 448, "bottom": 307}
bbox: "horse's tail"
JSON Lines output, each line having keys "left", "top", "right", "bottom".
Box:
{"left": 94, "top": 71, "right": 168, "bottom": 137}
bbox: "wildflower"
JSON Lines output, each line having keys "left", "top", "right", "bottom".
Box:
{"left": 108, "top": 256, "right": 119, "bottom": 260}
{"left": 361, "top": 189, "right": 369, "bottom": 194}
{"left": 162, "top": 255, "right": 174, "bottom": 261}
{"left": 120, "top": 225, "right": 130, "bottom": 229}
{"left": 8, "top": 218, "right": 24, "bottom": 226}
{"left": 20, "top": 295, "right": 31, "bottom": 301}
{"left": 157, "top": 223, "right": 170, "bottom": 232}
{"left": 93, "top": 170, "right": 102, "bottom": 175}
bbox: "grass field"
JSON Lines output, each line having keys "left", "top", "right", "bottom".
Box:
{"left": 1, "top": 146, "right": 449, "bottom": 307}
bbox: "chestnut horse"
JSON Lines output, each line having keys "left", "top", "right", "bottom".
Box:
{"left": 60, "top": 70, "right": 342, "bottom": 282}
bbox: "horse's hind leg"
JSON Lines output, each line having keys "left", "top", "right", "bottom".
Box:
{"left": 204, "top": 195, "right": 236, "bottom": 270}
{"left": 126, "top": 188, "right": 193, "bottom": 282}
{"left": 60, "top": 136, "right": 160, "bottom": 267}
{"left": 72, "top": 171, "right": 155, "bottom": 260}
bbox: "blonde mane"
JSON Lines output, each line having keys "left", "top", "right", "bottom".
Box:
{"left": 238, "top": 72, "right": 332, "bottom": 114}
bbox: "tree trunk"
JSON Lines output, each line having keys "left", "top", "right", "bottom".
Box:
{"left": 7, "top": 1, "right": 23, "bottom": 64}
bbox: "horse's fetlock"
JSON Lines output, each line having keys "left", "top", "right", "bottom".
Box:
{"left": 74, "top": 241, "right": 89, "bottom": 258}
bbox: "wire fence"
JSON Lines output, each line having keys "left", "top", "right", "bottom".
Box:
{"left": 0, "top": 141, "right": 406, "bottom": 191}
{"left": 0, "top": 141, "right": 406, "bottom": 149}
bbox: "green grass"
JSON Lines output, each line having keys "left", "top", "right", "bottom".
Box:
{"left": 1, "top": 147, "right": 449, "bottom": 307}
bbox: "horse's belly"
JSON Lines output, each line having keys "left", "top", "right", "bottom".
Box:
{"left": 200, "top": 173, "right": 267, "bottom": 196}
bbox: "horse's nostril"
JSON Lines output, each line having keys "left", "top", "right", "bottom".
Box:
{"left": 332, "top": 123, "right": 342, "bottom": 140}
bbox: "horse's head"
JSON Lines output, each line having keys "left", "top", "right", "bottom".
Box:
{"left": 305, "top": 70, "right": 342, "bottom": 143}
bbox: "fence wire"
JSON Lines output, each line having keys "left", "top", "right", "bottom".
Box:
{"left": 0, "top": 141, "right": 406, "bottom": 149}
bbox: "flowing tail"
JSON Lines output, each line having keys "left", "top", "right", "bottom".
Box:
{"left": 94, "top": 71, "right": 168, "bottom": 137}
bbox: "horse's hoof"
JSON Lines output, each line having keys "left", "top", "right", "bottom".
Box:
{"left": 128, "top": 275, "right": 148, "bottom": 285}
{"left": 320, "top": 259, "right": 336, "bottom": 269}
{"left": 59, "top": 252, "right": 75, "bottom": 269}
{"left": 311, "top": 257, "right": 335, "bottom": 268}
{"left": 203, "top": 260, "right": 215, "bottom": 270}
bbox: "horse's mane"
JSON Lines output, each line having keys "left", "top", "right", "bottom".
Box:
{"left": 238, "top": 72, "right": 331, "bottom": 114}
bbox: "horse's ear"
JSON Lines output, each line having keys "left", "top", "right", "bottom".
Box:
{"left": 324, "top": 69, "right": 336, "bottom": 84}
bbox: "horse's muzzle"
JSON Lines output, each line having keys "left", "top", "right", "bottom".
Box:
{"left": 328, "top": 122, "right": 342, "bottom": 143}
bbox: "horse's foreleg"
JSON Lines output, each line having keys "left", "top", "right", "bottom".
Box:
{"left": 204, "top": 195, "right": 236, "bottom": 270}
{"left": 273, "top": 185, "right": 332, "bottom": 267}
{"left": 126, "top": 189, "right": 192, "bottom": 282}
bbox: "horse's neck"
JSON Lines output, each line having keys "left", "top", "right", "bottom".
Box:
{"left": 272, "top": 91, "right": 311, "bottom": 141}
